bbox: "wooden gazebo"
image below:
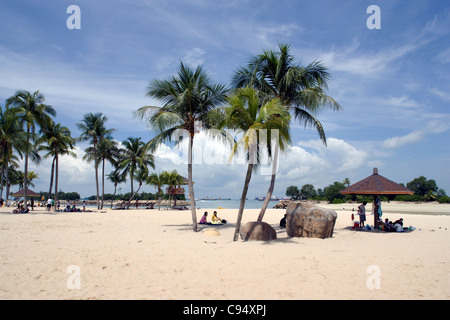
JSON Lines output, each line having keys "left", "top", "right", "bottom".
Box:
{"left": 11, "top": 188, "right": 41, "bottom": 198}
{"left": 340, "top": 168, "right": 414, "bottom": 228}
{"left": 11, "top": 188, "right": 41, "bottom": 210}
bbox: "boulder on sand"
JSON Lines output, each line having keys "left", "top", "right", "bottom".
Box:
{"left": 240, "top": 221, "right": 277, "bottom": 241}
{"left": 286, "top": 201, "right": 337, "bottom": 239}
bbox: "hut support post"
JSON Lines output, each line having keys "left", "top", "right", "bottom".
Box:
{"left": 373, "top": 195, "right": 379, "bottom": 229}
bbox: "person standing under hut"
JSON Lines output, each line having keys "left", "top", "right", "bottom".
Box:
{"left": 358, "top": 201, "right": 367, "bottom": 227}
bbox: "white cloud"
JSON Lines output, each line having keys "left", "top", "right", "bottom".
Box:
{"left": 183, "top": 48, "right": 205, "bottom": 67}
{"left": 383, "top": 96, "right": 419, "bottom": 108}
{"left": 430, "top": 87, "right": 450, "bottom": 102}
{"left": 434, "top": 47, "right": 450, "bottom": 64}
{"left": 382, "top": 130, "right": 424, "bottom": 149}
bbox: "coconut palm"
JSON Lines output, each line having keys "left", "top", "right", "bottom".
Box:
{"left": 107, "top": 168, "right": 126, "bottom": 208}
{"left": 85, "top": 138, "right": 120, "bottom": 208}
{"left": 119, "top": 137, "right": 155, "bottom": 206}
{"left": 147, "top": 171, "right": 166, "bottom": 210}
{"left": 37, "top": 122, "right": 76, "bottom": 211}
{"left": 0, "top": 105, "right": 28, "bottom": 201}
{"left": 129, "top": 167, "right": 149, "bottom": 206}
{"left": 136, "top": 61, "right": 228, "bottom": 232}
{"left": 163, "top": 169, "right": 183, "bottom": 208}
{"left": 233, "top": 44, "right": 341, "bottom": 221}
{"left": 6, "top": 90, "right": 56, "bottom": 209}
{"left": 76, "top": 113, "right": 115, "bottom": 209}
{"left": 218, "top": 86, "right": 291, "bottom": 241}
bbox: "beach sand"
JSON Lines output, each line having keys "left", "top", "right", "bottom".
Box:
{"left": 0, "top": 202, "right": 449, "bottom": 300}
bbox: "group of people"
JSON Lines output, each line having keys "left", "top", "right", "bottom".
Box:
{"left": 355, "top": 201, "right": 407, "bottom": 232}
{"left": 45, "top": 198, "right": 91, "bottom": 212}
{"left": 381, "top": 218, "right": 405, "bottom": 232}
{"left": 199, "top": 211, "right": 227, "bottom": 225}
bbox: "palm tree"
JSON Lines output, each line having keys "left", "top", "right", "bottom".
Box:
{"left": 163, "top": 169, "right": 183, "bottom": 208}
{"left": 147, "top": 171, "right": 166, "bottom": 210}
{"left": 6, "top": 90, "right": 56, "bottom": 209}
{"left": 130, "top": 167, "right": 149, "bottom": 206}
{"left": 0, "top": 105, "right": 28, "bottom": 201}
{"left": 218, "top": 86, "right": 291, "bottom": 241}
{"left": 37, "top": 122, "right": 76, "bottom": 211}
{"left": 76, "top": 113, "right": 115, "bottom": 209}
{"left": 27, "top": 171, "right": 39, "bottom": 187}
{"left": 233, "top": 43, "right": 342, "bottom": 221}
{"left": 136, "top": 61, "right": 228, "bottom": 232}
{"left": 119, "top": 137, "right": 155, "bottom": 206}
{"left": 86, "top": 138, "right": 120, "bottom": 209}
{"left": 107, "top": 168, "right": 126, "bottom": 208}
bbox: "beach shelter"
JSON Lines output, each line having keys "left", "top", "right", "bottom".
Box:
{"left": 11, "top": 188, "right": 42, "bottom": 210}
{"left": 340, "top": 168, "right": 414, "bottom": 228}
{"left": 11, "top": 188, "right": 41, "bottom": 198}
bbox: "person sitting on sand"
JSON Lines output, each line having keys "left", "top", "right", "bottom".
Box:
{"left": 211, "top": 211, "right": 227, "bottom": 224}
{"left": 393, "top": 218, "right": 404, "bottom": 232}
{"left": 280, "top": 214, "right": 287, "bottom": 228}
{"left": 199, "top": 212, "right": 211, "bottom": 224}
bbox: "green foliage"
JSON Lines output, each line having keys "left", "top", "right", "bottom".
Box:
{"left": 437, "top": 196, "right": 450, "bottom": 203}
{"left": 40, "top": 191, "right": 80, "bottom": 200}
{"left": 300, "top": 184, "right": 317, "bottom": 199}
{"left": 406, "top": 176, "right": 438, "bottom": 197}
{"left": 323, "top": 181, "right": 346, "bottom": 203}
{"left": 286, "top": 186, "right": 300, "bottom": 200}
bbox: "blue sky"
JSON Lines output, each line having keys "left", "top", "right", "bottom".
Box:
{"left": 1, "top": 0, "right": 449, "bottom": 199}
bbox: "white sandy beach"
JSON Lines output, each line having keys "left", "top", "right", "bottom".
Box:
{"left": 0, "top": 201, "right": 449, "bottom": 300}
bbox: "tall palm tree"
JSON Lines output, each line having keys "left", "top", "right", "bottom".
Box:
{"left": 233, "top": 43, "right": 341, "bottom": 221}
{"left": 76, "top": 113, "right": 115, "bottom": 209}
{"left": 37, "top": 122, "right": 76, "bottom": 211}
{"left": 163, "top": 169, "right": 183, "bottom": 208}
{"left": 136, "top": 61, "right": 228, "bottom": 232}
{"left": 218, "top": 86, "right": 291, "bottom": 241}
{"left": 6, "top": 90, "right": 56, "bottom": 209}
{"left": 119, "top": 137, "right": 155, "bottom": 206}
{"left": 0, "top": 105, "right": 28, "bottom": 201}
{"left": 129, "top": 167, "right": 149, "bottom": 206}
{"left": 86, "top": 138, "right": 120, "bottom": 209}
{"left": 147, "top": 171, "right": 166, "bottom": 210}
{"left": 107, "top": 168, "right": 126, "bottom": 208}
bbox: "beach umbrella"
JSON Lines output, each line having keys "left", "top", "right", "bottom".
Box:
{"left": 340, "top": 168, "right": 414, "bottom": 228}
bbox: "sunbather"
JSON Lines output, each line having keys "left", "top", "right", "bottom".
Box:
{"left": 199, "top": 212, "right": 211, "bottom": 224}
{"left": 211, "top": 211, "right": 227, "bottom": 224}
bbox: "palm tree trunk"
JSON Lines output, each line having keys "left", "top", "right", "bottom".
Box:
{"left": 101, "top": 158, "right": 105, "bottom": 209}
{"left": 111, "top": 184, "right": 117, "bottom": 209}
{"left": 0, "top": 165, "right": 4, "bottom": 199}
{"left": 256, "top": 144, "right": 279, "bottom": 222}
{"left": 188, "top": 134, "right": 197, "bottom": 232}
{"left": 4, "top": 160, "right": 9, "bottom": 201}
{"left": 233, "top": 163, "right": 254, "bottom": 241}
{"left": 54, "top": 153, "right": 59, "bottom": 212}
{"left": 48, "top": 156, "right": 56, "bottom": 199}
{"left": 24, "top": 151, "right": 29, "bottom": 210}
{"left": 128, "top": 170, "right": 134, "bottom": 209}
{"left": 94, "top": 147, "right": 100, "bottom": 210}
{"left": 158, "top": 187, "right": 161, "bottom": 211}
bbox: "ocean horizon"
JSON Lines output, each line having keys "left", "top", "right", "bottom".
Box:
{"left": 85, "top": 199, "right": 277, "bottom": 210}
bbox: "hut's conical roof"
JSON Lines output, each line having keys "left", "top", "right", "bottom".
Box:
{"left": 340, "top": 168, "right": 414, "bottom": 195}
{"left": 10, "top": 188, "right": 41, "bottom": 197}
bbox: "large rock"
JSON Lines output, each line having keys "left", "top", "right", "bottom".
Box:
{"left": 240, "top": 221, "right": 277, "bottom": 241}
{"left": 286, "top": 201, "right": 337, "bottom": 239}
